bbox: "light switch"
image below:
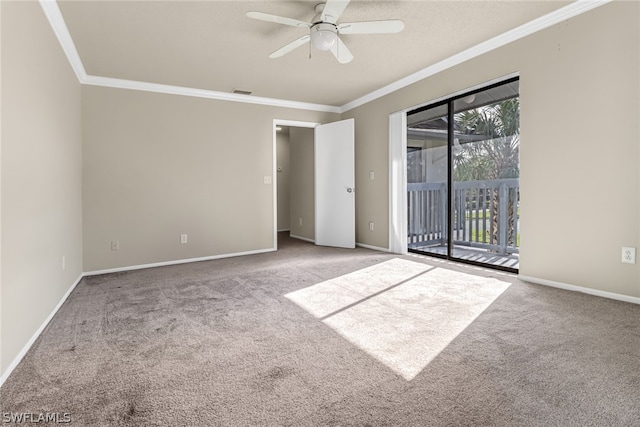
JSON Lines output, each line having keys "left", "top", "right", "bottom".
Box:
{"left": 264, "top": 176, "right": 272, "bottom": 184}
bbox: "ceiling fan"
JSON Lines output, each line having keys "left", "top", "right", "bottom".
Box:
{"left": 246, "top": 0, "right": 405, "bottom": 64}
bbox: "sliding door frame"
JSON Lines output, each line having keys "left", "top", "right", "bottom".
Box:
{"left": 389, "top": 74, "right": 520, "bottom": 273}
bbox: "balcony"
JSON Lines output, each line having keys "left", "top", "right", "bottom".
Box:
{"left": 408, "top": 178, "right": 519, "bottom": 270}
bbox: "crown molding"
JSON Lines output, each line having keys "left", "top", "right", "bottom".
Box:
{"left": 82, "top": 75, "right": 342, "bottom": 113}
{"left": 339, "top": 0, "right": 612, "bottom": 113}
{"left": 38, "top": 0, "right": 340, "bottom": 114}
{"left": 40, "top": 0, "right": 610, "bottom": 115}
{"left": 39, "top": 0, "right": 87, "bottom": 82}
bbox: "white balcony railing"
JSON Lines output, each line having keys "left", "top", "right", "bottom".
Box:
{"left": 408, "top": 178, "right": 519, "bottom": 255}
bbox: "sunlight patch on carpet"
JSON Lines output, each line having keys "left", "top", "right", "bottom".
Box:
{"left": 285, "top": 258, "right": 511, "bottom": 380}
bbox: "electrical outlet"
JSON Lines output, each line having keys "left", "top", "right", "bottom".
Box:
{"left": 369, "top": 170, "right": 375, "bottom": 180}
{"left": 299, "top": 218, "right": 303, "bottom": 226}
{"left": 181, "top": 234, "right": 188, "bottom": 244}
{"left": 622, "top": 247, "right": 636, "bottom": 264}
{"left": 369, "top": 221, "right": 375, "bottom": 231}
{"left": 111, "top": 240, "right": 119, "bottom": 251}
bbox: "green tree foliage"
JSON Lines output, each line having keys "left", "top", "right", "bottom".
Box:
{"left": 453, "top": 98, "right": 520, "bottom": 181}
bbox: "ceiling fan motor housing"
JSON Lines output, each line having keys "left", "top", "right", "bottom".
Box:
{"left": 310, "top": 23, "right": 338, "bottom": 51}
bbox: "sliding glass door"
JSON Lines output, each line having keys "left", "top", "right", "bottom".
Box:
{"left": 407, "top": 78, "right": 520, "bottom": 271}
{"left": 406, "top": 103, "right": 449, "bottom": 257}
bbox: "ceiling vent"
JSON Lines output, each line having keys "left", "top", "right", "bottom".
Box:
{"left": 232, "top": 89, "right": 253, "bottom": 95}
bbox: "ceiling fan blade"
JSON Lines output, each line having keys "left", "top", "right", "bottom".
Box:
{"left": 246, "top": 11, "right": 310, "bottom": 28}
{"left": 329, "top": 37, "right": 353, "bottom": 64}
{"left": 321, "top": 0, "right": 351, "bottom": 24}
{"left": 269, "top": 35, "right": 311, "bottom": 59}
{"left": 338, "top": 19, "right": 405, "bottom": 35}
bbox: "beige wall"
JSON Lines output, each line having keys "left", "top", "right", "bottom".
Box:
{"left": 276, "top": 130, "right": 291, "bottom": 231}
{"left": 288, "top": 127, "right": 315, "bottom": 241}
{"left": 82, "top": 86, "right": 338, "bottom": 271}
{"left": 1, "top": 2, "right": 83, "bottom": 375}
{"left": 344, "top": 1, "right": 640, "bottom": 298}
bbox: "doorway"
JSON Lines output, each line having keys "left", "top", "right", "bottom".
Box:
{"left": 274, "top": 121, "right": 318, "bottom": 250}
{"left": 275, "top": 124, "right": 316, "bottom": 244}
{"left": 273, "top": 119, "right": 356, "bottom": 251}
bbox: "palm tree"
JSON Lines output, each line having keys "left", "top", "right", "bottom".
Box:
{"left": 453, "top": 98, "right": 520, "bottom": 250}
{"left": 454, "top": 98, "right": 519, "bottom": 180}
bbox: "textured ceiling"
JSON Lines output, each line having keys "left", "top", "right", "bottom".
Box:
{"left": 58, "top": 1, "right": 573, "bottom": 107}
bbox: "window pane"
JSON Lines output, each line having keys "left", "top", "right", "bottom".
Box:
{"left": 406, "top": 104, "right": 448, "bottom": 257}
{"left": 451, "top": 83, "right": 519, "bottom": 269}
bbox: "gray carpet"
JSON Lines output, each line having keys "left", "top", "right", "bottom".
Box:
{"left": 1, "top": 233, "right": 639, "bottom": 426}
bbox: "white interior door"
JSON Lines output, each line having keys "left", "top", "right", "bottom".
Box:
{"left": 315, "top": 118, "right": 355, "bottom": 248}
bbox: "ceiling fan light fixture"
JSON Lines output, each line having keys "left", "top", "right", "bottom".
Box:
{"left": 310, "top": 23, "right": 337, "bottom": 51}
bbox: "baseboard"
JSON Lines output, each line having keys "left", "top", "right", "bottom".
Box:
{"left": 518, "top": 275, "right": 640, "bottom": 305}
{"left": 277, "top": 228, "right": 290, "bottom": 232}
{"left": 289, "top": 234, "right": 315, "bottom": 244}
{"left": 1, "top": 247, "right": 284, "bottom": 386}
{"left": 356, "top": 242, "right": 390, "bottom": 252}
{"left": 286, "top": 237, "right": 390, "bottom": 253}
{"left": 0, "top": 273, "right": 84, "bottom": 388}
{"left": 84, "top": 248, "right": 276, "bottom": 276}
